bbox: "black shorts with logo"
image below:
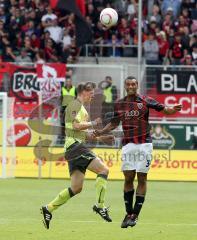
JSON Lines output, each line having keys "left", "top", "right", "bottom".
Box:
{"left": 65, "top": 142, "right": 96, "bottom": 175}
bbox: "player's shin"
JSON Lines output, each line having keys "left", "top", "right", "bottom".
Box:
{"left": 47, "top": 187, "right": 75, "bottom": 212}
{"left": 95, "top": 174, "right": 108, "bottom": 208}
{"left": 124, "top": 189, "right": 135, "bottom": 215}
{"left": 133, "top": 194, "right": 145, "bottom": 216}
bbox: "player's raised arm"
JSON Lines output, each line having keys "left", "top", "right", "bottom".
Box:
{"left": 146, "top": 96, "right": 182, "bottom": 115}
{"left": 162, "top": 104, "right": 182, "bottom": 115}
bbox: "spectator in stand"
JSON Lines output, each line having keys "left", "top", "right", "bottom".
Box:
{"left": 31, "top": 33, "right": 41, "bottom": 49}
{"left": 148, "top": 16, "right": 158, "bottom": 35}
{"left": 2, "top": 46, "right": 16, "bottom": 62}
{"left": 144, "top": 32, "right": 160, "bottom": 64}
{"left": 147, "top": 0, "right": 154, "bottom": 16}
{"left": 175, "top": 15, "right": 187, "bottom": 31}
{"left": 22, "top": 20, "right": 36, "bottom": 37}
{"left": 44, "top": 38, "right": 58, "bottom": 62}
{"left": 157, "top": 31, "right": 170, "bottom": 64}
{"left": 93, "top": 21, "right": 105, "bottom": 57}
{"left": 23, "top": 35, "right": 36, "bottom": 60}
{"left": 181, "top": 0, "right": 196, "bottom": 20}
{"left": 114, "top": 0, "right": 128, "bottom": 17}
{"left": 0, "top": 6, "right": 6, "bottom": 23}
{"left": 62, "top": 29, "right": 72, "bottom": 49}
{"left": 40, "top": 31, "right": 51, "bottom": 49}
{"left": 66, "top": 67, "right": 73, "bottom": 78}
{"left": 0, "top": 19, "right": 6, "bottom": 37}
{"left": 191, "top": 42, "right": 197, "bottom": 65}
{"left": 67, "top": 39, "right": 79, "bottom": 63}
{"left": 0, "top": 0, "right": 196, "bottom": 64}
{"left": 168, "top": 28, "right": 175, "bottom": 46}
{"left": 190, "top": 2, "right": 197, "bottom": 20}
{"left": 106, "top": 34, "right": 122, "bottom": 57}
{"left": 148, "top": 4, "right": 162, "bottom": 26}
{"left": 191, "top": 20, "right": 197, "bottom": 35}
{"left": 41, "top": 5, "right": 57, "bottom": 28}
{"left": 15, "top": 48, "right": 32, "bottom": 64}
{"left": 169, "top": 32, "right": 187, "bottom": 65}
{"left": 122, "top": 33, "right": 134, "bottom": 57}
{"left": 94, "top": 21, "right": 105, "bottom": 45}
{"left": 181, "top": 54, "right": 194, "bottom": 65}
{"left": 181, "top": 26, "right": 191, "bottom": 49}
{"left": 61, "top": 28, "right": 72, "bottom": 63}
{"left": 35, "top": 50, "right": 45, "bottom": 64}
{"left": 162, "top": 13, "right": 173, "bottom": 35}
{"left": 165, "top": 7, "right": 175, "bottom": 21}
{"left": 1, "top": 35, "right": 11, "bottom": 52}
{"left": 161, "top": 0, "right": 182, "bottom": 18}
{"left": 44, "top": 18, "right": 63, "bottom": 44}
{"left": 127, "top": 0, "right": 137, "bottom": 20}
{"left": 118, "top": 17, "right": 133, "bottom": 41}
{"left": 85, "top": 15, "right": 94, "bottom": 34}
{"left": 86, "top": 3, "right": 97, "bottom": 24}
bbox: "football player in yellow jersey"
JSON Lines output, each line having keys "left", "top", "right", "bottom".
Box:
{"left": 41, "top": 82, "right": 113, "bottom": 229}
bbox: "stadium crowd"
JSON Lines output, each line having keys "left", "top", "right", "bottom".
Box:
{"left": 0, "top": 0, "right": 196, "bottom": 65}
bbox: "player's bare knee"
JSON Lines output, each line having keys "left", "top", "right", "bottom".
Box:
{"left": 104, "top": 166, "right": 109, "bottom": 176}
{"left": 137, "top": 177, "right": 147, "bottom": 186}
{"left": 72, "top": 186, "right": 83, "bottom": 195}
{"left": 98, "top": 166, "right": 109, "bottom": 176}
{"left": 124, "top": 178, "right": 133, "bottom": 188}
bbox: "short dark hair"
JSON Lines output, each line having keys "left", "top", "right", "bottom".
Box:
{"left": 105, "top": 76, "right": 112, "bottom": 80}
{"left": 66, "top": 76, "right": 72, "bottom": 81}
{"left": 125, "top": 76, "right": 138, "bottom": 83}
{"left": 77, "top": 82, "right": 96, "bottom": 94}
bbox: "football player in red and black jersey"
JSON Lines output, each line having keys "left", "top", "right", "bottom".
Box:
{"left": 94, "top": 76, "right": 182, "bottom": 228}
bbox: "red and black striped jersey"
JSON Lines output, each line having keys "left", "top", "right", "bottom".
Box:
{"left": 111, "top": 94, "right": 165, "bottom": 145}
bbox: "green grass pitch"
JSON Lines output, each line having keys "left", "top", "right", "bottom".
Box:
{"left": 0, "top": 179, "right": 196, "bottom": 240}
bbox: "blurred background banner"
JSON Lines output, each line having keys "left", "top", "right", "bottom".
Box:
{"left": 0, "top": 147, "right": 196, "bottom": 181}
{"left": 145, "top": 66, "right": 197, "bottom": 119}
{"left": 1, "top": 120, "right": 196, "bottom": 150}
{"left": 151, "top": 122, "right": 197, "bottom": 149}
{"left": 37, "top": 63, "right": 66, "bottom": 101}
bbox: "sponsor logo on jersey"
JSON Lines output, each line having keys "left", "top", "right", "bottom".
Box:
{"left": 125, "top": 110, "right": 140, "bottom": 117}
{"left": 137, "top": 103, "right": 143, "bottom": 109}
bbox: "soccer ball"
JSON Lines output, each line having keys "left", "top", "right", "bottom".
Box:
{"left": 100, "top": 8, "right": 118, "bottom": 28}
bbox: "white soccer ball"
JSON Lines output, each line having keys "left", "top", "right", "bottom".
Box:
{"left": 100, "top": 8, "right": 118, "bottom": 28}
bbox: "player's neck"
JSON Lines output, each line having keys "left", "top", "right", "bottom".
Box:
{"left": 127, "top": 93, "right": 138, "bottom": 98}
{"left": 77, "top": 96, "right": 85, "bottom": 104}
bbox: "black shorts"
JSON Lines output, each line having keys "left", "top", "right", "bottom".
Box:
{"left": 65, "top": 142, "right": 96, "bottom": 175}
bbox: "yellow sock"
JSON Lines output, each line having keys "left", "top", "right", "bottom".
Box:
{"left": 47, "top": 188, "right": 74, "bottom": 212}
{"left": 95, "top": 175, "right": 107, "bottom": 208}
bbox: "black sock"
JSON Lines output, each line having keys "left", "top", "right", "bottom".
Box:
{"left": 68, "top": 187, "right": 75, "bottom": 198}
{"left": 124, "top": 189, "right": 134, "bottom": 215}
{"left": 133, "top": 195, "right": 145, "bottom": 216}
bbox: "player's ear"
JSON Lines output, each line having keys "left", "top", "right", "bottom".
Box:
{"left": 136, "top": 80, "right": 139, "bottom": 87}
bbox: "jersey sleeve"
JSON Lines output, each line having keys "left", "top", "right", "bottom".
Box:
{"left": 111, "top": 101, "right": 121, "bottom": 125}
{"left": 146, "top": 96, "right": 165, "bottom": 112}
